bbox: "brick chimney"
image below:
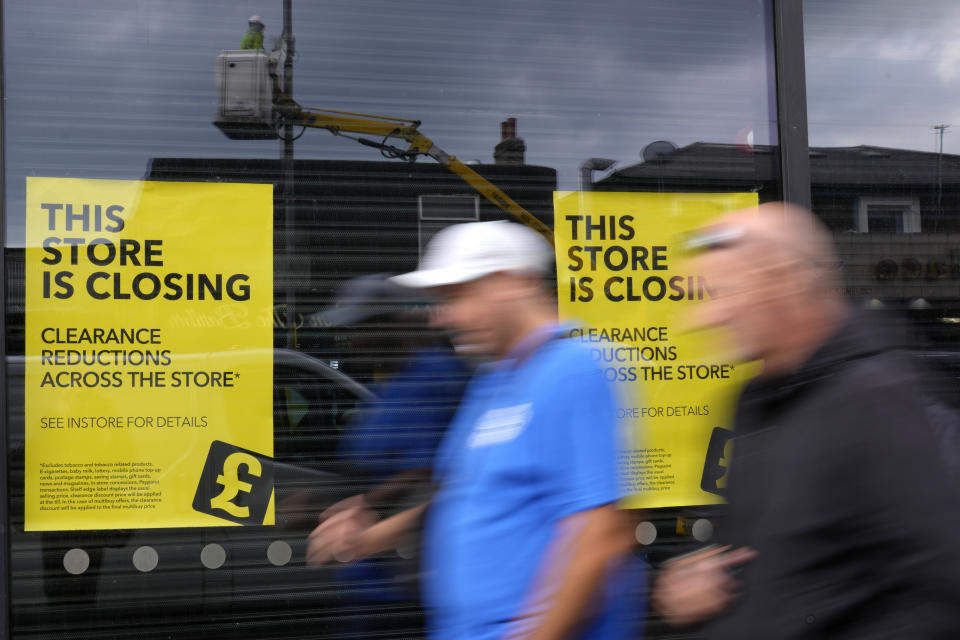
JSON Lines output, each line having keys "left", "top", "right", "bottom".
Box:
{"left": 494, "top": 117, "right": 525, "bottom": 165}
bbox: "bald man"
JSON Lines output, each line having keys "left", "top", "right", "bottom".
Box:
{"left": 655, "top": 203, "right": 960, "bottom": 639}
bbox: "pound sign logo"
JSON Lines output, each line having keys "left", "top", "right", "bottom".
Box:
{"left": 193, "top": 441, "right": 274, "bottom": 525}
{"left": 209, "top": 452, "right": 261, "bottom": 518}
{"left": 700, "top": 427, "right": 735, "bottom": 497}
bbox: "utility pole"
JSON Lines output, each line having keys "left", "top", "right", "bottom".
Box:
{"left": 282, "top": 0, "right": 296, "bottom": 348}
{"left": 933, "top": 123, "right": 950, "bottom": 232}
{"left": 934, "top": 123, "right": 950, "bottom": 154}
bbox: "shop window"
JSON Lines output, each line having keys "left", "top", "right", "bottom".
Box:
{"left": 4, "top": 1, "right": 780, "bottom": 638}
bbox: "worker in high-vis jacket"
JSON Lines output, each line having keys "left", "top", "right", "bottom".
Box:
{"left": 240, "top": 15, "right": 264, "bottom": 50}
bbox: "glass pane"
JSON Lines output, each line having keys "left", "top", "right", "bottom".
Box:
{"left": 4, "top": 1, "right": 778, "bottom": 638}
{"left": 805, "top": 0, "right": 960, "bottom": 362}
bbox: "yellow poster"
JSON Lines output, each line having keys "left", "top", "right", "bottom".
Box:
{"left": 25, "top": 177, "right": 274, "bottom": 530}
{"left": 554, "top": 191, "right": 758, "bottom": 508}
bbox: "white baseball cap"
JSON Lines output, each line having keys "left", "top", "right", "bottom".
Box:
{"left": 391, "top": 221, "right": 554, "bottom": 289}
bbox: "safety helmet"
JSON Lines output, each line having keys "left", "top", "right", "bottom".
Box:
{"left": 248, "top": 15, "right": 264, "bottom": 26}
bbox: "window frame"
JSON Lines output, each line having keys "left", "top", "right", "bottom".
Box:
{"left": 856, "top": 196, "right": 922, "bottom": 233}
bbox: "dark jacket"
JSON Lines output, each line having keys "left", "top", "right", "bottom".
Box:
{"left": 707, "top": 314, "right": 960, "bottom": 639}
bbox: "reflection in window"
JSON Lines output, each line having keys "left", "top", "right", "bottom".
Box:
{"left": 4, "top": 1, "right": 779, "bottom": 639}
{"left": 805, "top": 0, "right": 960, "bottom": 350}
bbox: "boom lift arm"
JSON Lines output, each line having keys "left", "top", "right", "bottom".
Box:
{"left": 273, "top": 100, "right": 554, "bottom": 243}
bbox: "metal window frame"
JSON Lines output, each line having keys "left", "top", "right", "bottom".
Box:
{"left": 0, "top": 0, "right": 9, "bottom": 635}
{"left": 773, "top": 0, "right": 811, "bottom": 210}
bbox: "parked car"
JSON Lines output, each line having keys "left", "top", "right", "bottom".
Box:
{"left": 7, "top": 349, "right": 381, "bottom": 639}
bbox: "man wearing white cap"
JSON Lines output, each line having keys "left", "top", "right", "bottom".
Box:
{"left": 308, "top": 221, "right": 641, "bottom": 639}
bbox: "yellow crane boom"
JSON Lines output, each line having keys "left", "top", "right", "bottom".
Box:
{"left": 274, "top": 102, "right": 554, "bottom": 244}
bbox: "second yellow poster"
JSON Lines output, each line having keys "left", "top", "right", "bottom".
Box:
{"left": 554, "top": 191, "right": 758, "bottom": 508}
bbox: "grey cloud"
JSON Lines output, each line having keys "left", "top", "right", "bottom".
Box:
{"left": 13, "top": 0, "right": 934, "bottom": 244}
{"left": 804, "top": 0, "right": 960, "bottom": 152}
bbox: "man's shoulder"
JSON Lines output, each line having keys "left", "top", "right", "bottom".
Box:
{"left": 813, "top": 314, "right": 923, "bottom": 395}
{"left": 821, "top": 347, "right": 921, "bottom": 405}
{"left": 537, "top": 335, "right": 606, "bottom": 378}
{"left": 780, "top": 347, "right": 943, "bottom": 464}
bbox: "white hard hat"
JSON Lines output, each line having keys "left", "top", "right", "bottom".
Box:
{"left": 391, "top": 221, "right": 553, "bottom": 289}
{"left": 248, "top": 15, "right": 264, "bottom": 26}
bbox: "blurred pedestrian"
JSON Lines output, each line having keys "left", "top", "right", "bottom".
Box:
{"left": 307, "top": 221, "right": 642, "bottom": 640}
{"left": 311, "top": 274, "right": 471, "bottom": 637}
{"left": 655, "top": 202, "right": 960, "bottom": 638}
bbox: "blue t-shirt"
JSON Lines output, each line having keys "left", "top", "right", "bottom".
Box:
{"left": 340, "top": 347, "right": 469, "bottom": 474}
{"left": 423, "top": 328, "right": 643, "bottom": 640}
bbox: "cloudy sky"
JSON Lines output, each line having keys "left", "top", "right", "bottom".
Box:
{"left": 4, "top": 0, "right": 960, "bottom": 243}
{"left": 804, "top": 0, "right": 960, "bottom": 151}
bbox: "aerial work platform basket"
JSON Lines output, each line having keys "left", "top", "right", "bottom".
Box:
{"left": 214, "top": 50, "right": 278, "bottom": 140}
